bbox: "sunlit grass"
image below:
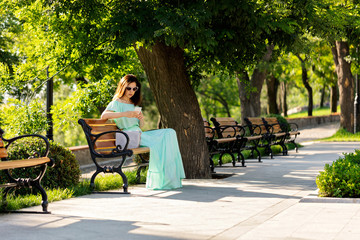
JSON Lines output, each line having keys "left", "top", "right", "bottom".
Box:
{"left": 322, "top": 128, "right": 360, "bottom": 142}
{"left": 287, "top": 106, "right": 340, "bottom": 118}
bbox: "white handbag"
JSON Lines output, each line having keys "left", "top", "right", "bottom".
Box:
{"left": 116, "top": 131, "right": 141, "bottom": 149}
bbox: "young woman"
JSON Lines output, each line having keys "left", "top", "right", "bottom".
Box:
{"left": 101, "top": 74, "right": 185, "bottom": 190}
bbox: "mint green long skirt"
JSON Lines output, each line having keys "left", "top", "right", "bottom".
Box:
{"left": 140, "top": 129, "right": 186, "bottom": 190}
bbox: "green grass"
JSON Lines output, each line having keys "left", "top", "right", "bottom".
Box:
{"left": 322, "top": 128, "right": 360, "bottom": 142}
{"left": 287, "top": 106, "right": 340, "bottom": 118}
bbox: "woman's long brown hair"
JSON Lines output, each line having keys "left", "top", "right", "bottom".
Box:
{"left": 112, "top": 74, "right": 142, "bottom": 106}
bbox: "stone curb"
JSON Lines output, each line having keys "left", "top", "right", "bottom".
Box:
{"left": 300, "top": 191, "right": 360, "bottom": 204}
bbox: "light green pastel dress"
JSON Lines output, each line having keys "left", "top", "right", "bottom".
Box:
{"left": 105, "top": 100, "right": 186, "bottom": 190}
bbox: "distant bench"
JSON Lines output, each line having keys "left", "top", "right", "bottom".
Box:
{"left": 0, "top": 129, "right": 54, "bottom": 213}
{"left": 244, "top": 117, "right": 300, "bottom": 157}
{"left": 204, "top": 117, "right": 262, "bottom": 169}
{"left": 262, "top": 117, "right": 300, "bottom": 153}
{"left": 78, "top": 119, "right": 150, "bottom": 193}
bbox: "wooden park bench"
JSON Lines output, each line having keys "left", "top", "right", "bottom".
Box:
{"left": 207, "top": 117, "right": 262, "bottom": 167}
{"left": 262, "top": 117, "right": 300, "bottom": 154}
{"left": 0, "top": 128, "right": 54, "bottom": 213}
{"left": 244, "top": 117, "right": 287, "bottom": 158}
{"left": 78, "top": 119, "right": 150, "bottom": 193}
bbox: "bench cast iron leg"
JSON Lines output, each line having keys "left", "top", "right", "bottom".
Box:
{"left": 33, "top": 181, "right": 50, "bottom": 213}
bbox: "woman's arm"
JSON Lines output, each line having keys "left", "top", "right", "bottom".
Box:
{"left": 138, "top": 112, "right": 145, "bottom": 128}
{"left": 101, "top": 110, "right": 140, "bottom": 120}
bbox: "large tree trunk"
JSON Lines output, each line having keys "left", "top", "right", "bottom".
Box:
{"left": 266, "top": 74, "right": 280, "bottom": 115}
{"left": 296, "top": 54, "right": 313, "bottom": 116}
{"left": 237, "top": 44, "right": 274, "bottom": 121}
{"left": 331, "top": 41, "right": 354, "bottom": 132}
{"left": 280, "top": 81, "right": 288, "bottom": 116}
{"left": 330, "top": 85, "right": 338, "bottom": 113}
{"left": 135, "top": 41, "right": 211, "bottom": 179}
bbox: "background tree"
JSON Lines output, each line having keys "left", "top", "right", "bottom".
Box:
{"left": 38, "top": 0, "right": 299, "bottom": 178}
{"left": 305, "top": 0, "right": 360, "bottom": 132}
{"left": 196, "top": 74, "right": 240, "bottom": 120}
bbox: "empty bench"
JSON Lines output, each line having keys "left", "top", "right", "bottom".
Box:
{"left": 244, "top": 117, "right": 287, "bottom": 158}
{"left": 210, "top": 117, "right": 262, "bottom": 166}
{"left": 78, "top": 119, "right": 150, "bottom": 193}
{"left": 0, "top": 128, "right": 54, "bottom": 213}
{"left": 262, "top": 117, "right": 300, "bottom": 154}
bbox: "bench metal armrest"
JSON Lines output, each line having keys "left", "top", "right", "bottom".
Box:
{"left": 2, "top": 134, "right": 50, "bottom": 159}
{"left": 91, "top": 130, "right": 133, "bottom": 158}
{"left": 288, "top": 122, "right": 299, "bottom": 131}
{"left": 204, "top": 126, "right": 216, "bottom": 141}
{"left": 219, "top": 125, "right": 245, "bottom": 138}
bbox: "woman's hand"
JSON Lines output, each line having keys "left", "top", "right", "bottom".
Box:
{"left": 137, "top": 112, "right": 144, "bottom": 121}
{"left": 125, "top": 111, "right": 141, "bottom": 118}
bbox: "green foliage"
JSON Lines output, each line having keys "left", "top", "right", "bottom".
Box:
{"left": 0, "top": 138, "right": 80, "bottom": 190}
{"left": 316, "top": 150, "right": 360, "bottom": 198}
{"left": 196, "top": 73, "right": 240, "bottom": 120}
{"left": 0, "top": 98, "right": 48, "bottom": 138}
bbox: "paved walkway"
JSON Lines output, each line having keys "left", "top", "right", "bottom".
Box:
{"left": 3, "top": 122, "right": 360, "bottom": 240}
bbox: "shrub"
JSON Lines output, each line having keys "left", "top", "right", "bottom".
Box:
{"left": 0, "top": 137, "right": 80, "bottom": 190}
{"left": 316, "top": 149, "right": 360, "bottom": 198}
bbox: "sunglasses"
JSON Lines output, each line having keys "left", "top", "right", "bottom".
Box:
{"left": 125, "top": 86, "right": 139, "bottom": 92}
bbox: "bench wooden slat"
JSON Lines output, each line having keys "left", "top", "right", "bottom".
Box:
{"left": 96, "top": 147, "right": 150, "bottom": 155}
{"left": 213, "top": 117, "right": 236, "bottom": 122}
{"left": 132, "top": 147, "right": 150, "bottom": 155}
{"left": 0, "top": 183, "right": 17, "bottom": 188}
{"left": 0, "top": 157, "right": 51, "bottom": 170}
{"left": 289, "top": 131, "right": 300, "bottom": 135}
{"left": 92, "top": 133, "right": 116, "bottom": 140}
{"left": 0, "top": 148, "right": 8, "bottom": 158}
{"left": 246, "top": 135, "right": 262, "bottom": 141}
{"left": 273, "top": 133, "right": 286, "bottom": 137}
{"left": 95, "top": 140, "right": 116, "bottom": 149}
{"left": 215, "top": 137, "right": 237, "bottom": 143}
{"left": 83, "top": 119, "right": 110, "bottom": 125}
{"left": 89, "top": 125, "right": 118, "bottom": 133}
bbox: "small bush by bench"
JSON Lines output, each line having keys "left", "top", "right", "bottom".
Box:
{"left": 317, "top": 149, "right": 360, "bottom": 198}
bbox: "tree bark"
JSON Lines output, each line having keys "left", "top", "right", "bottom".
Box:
{"left": 331, "top": 41, "right": 354, "bottom": 132}
{"left": 135, "top": 41, "right": 211, "bottom": 179}
{"left": 296, "top": 54, "right": 313, "bottom": 116}
{"left": 320, "top": 85, "right": 326, "bottom": 108}
{"left": 266, "top": 75, "right": 280, "bottom": 114}
{"left": 330, "top": 85, "right": 338, "bottom": 113}
{"left": 280, "top": 81, "right": 288, "bottom": 116}
{"left": 237, "top": 44, "right": 274, "bottom": 121}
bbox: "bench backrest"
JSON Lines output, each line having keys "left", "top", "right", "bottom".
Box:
{"left": 80, "top": 119, "right": 119, "bottom": 154}
{"left": 210, "top": 117, "right": 243, "bottom": 138}
{"left": 0, "top": 138, "right": 8, "bottom": 159}
{"left": 244, "top": 117, "right": 267, "bottom": 135}
{"left": 262, "top": 117, "right": 283, "bottom": 133}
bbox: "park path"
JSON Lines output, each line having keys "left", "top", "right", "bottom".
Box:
{"left": 3, "top": 121, "right": 360, "bottom": 240}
